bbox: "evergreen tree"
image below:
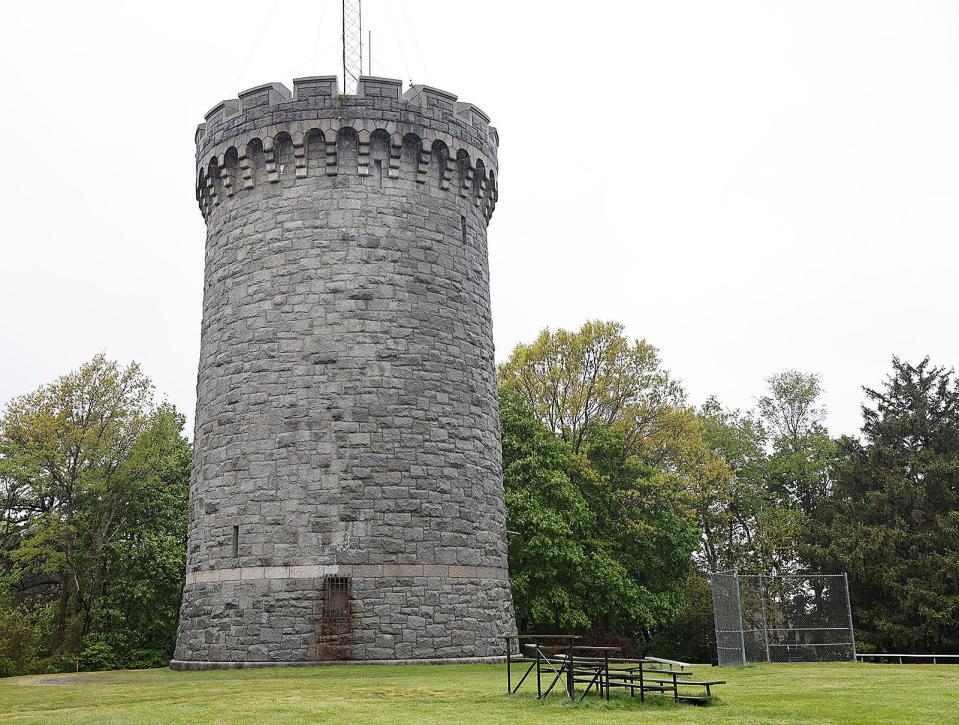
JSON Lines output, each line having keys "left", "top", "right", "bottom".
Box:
{"left": 819, "top": 358, "right": 959, "bottom": 653}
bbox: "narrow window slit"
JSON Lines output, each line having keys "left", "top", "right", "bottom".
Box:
{"left": 461, "top": 215, "right": 467, "bottom": 244}
{"left": 374, "top": 159, "right": 383, "bottom": 189}
{"left": 232, "top": 525, "right": 239, "bottom": 558}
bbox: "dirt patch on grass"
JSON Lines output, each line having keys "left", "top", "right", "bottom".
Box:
{"left": 26, "top": 674, "right": 113, "bottom": 687}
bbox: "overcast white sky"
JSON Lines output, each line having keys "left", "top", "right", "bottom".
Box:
{"left": 2, "top": 1, "right": 958, "bottom": 437}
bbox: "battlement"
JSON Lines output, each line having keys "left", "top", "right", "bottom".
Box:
{"left": 195, "top": 74, "right": 499, "bottom": 225}
{"left": 198, "top": 75, "right": 494, "bottom": 134}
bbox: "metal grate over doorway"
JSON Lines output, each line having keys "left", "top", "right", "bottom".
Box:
{"left": 316, "top": 576, "right": 352, "bottom": 660}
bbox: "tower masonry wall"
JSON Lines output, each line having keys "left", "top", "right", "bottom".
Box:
{"left": 172, "top": 76, "right": 515, "bottom": 667}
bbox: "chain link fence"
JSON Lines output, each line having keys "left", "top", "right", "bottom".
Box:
{"left": 710, "top": 572, "right": 856, "bottom": 665}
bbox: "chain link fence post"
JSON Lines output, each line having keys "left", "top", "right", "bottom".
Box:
{"left": 734, "top": 572, "right": 747, "bottom": 666}
{"left": 758, "top": 575, "right": 771, "bottom": 663}
{"left": 843, "top": 572, "right": 857, "bottom": 661}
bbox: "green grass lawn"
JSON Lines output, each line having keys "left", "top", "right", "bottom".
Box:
{"left": 0, "top": 661, "right": 956, "bottom": 724}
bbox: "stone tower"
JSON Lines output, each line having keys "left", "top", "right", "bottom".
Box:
{"left": 171, "top": 75, "right": 515, "bottom": 668}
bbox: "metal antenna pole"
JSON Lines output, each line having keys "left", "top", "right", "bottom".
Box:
{"left": 342, "top": 0, "right": 363, "bottom": 94}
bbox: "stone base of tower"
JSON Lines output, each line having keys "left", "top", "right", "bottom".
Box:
{"left": 169, "top": 655, "right": 506, "bottom": 671}
{"left": 171, "top": 569, "right": 516, "bottom": 667}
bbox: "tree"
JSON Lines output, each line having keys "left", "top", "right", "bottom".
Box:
{"left": 498, "top": 320, "right": 683, "bottom": 455}
{"left": 84, "top": 404, "right": 191, "bottom": 667}
{"left": 759, "top": 371, "right": 836, "bottom": 519}
{"left": 499, "top": 389, "right": 593, "bottom": 632}
{"left": 0, "top": 356, "right": 190, "bottom": 673}
{"left": 696, "top": 398, "right": 772, "bottom": 572}
{"left": 2, "top": 355, "right": 155, "bottom": 641}
{"left": 500, "top": 390, "right": 700, "bottom": 647}
{"left": 498, "top": 322, "right": 706, "bottom": 649}
{"left": 644, "top": 570, "right": 716, "bottom": 663}
{"left": 696, "top": 369, "right": 837, "bottom": 576}
{"left": 576, "top": 421, "right": 702, "bottom": 644}
{"left": 757, "top": 370, "right": 826, "bottom": 445}
{"left": 818, "top": 357, "right": 959, "bottom": 654}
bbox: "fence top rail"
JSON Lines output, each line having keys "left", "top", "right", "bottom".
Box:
{"left": 856, "top": 653, "right": 959, "bottom": 659}
{"left": 755, "top": 627, "right": 852, "bottom": 632}
{"left": 768, "top": 642, "right": 854, "bottom": 647}
{"left": 712, "top": 572, "right": 847, "bottom": 579}
{"left": 716, "top": 627, "right": 850, "bottom": 634}
{"left": 738, "top": 573, "right": 847, "bottom": 579}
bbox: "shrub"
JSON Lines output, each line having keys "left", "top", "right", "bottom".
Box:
{"left": 126, "top": 648, "right": 171, "bottom": 670}
{"left": 0, "top": 608, "right": 36, "bottom": 676}
{"left": 0, "top": 656, "right": 19, "bottom": 677}
{"left": 78, "top": 639, "right": 120, "bottom": 672}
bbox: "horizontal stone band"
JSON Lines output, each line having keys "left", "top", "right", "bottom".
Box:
{"left": 185, "top": 564, "right": 509, "bottom": 586}
{"left": 170, "top": 655, "right": 508, "bottom": 670}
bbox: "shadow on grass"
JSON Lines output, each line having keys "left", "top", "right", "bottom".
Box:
{"left": 505, "top": 689, "right": 718, "bottom": 713}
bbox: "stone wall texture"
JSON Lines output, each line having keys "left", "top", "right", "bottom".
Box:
{"left": 172, "top": 75, "right": 516, "bottom": 667}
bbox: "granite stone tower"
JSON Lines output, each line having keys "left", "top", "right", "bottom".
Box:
{"left": 171, "top": 75, "right": 515, "bottom": 668}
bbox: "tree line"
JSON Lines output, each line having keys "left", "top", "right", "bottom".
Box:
{"left": 1, "top": 324, "right": 957, "bottom": 674}
{"left": 498, "top": 321, "right": 959, "bottom": 660}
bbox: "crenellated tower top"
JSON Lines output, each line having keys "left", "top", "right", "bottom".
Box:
{"left": 195, "top": 75, "right": 499, "bottom": 225}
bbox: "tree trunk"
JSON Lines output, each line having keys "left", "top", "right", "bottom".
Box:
{"left": 55, "top": 568, "right": 69, "bottom": 646}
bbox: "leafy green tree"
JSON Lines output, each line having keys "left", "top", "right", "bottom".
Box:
{"left": 501, "top": 390, "right": 700, "bottom": 646}
{"left": 84, "top": 405, "right": 190, "bottom": 667}
{"left": 576, "top": 422, "right": 701, "bottom": 642}
{"left": 644, "top": 571, "right": 716, "bottom": 663}
{"left": 1, "top": 355, "right": 154, "bottom": 640}
{"left": 499, "top": 322, "right": 706, "bottom": 648}
{"left": 697, "top": 398, "right": 805, "bottom": 574}
{"left": 817, "top": 358, "right": 959, "bottom": 654}
{"left": 498, "top": 320, "right": 683, "bottom": 454}
{"left": 698, "top": 371, "right": 835, "bottom": 575}
{"left": 696, "top": 399, "right": 769, "bottom": 572}
{"left": 499, "top": 389, "right": 593, "bottom": 631}
{"left": 759, "top": 371, "right": 837, "bottom": 519}
{"left": 0, "top": 356, "right": 190, "bottom": 673}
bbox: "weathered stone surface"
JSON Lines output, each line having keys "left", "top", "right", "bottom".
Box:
{"left": 174, "top": 75, "right": 514, "bottom": 666}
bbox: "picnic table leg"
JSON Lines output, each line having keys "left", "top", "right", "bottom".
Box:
{"left": 506, "top": 639, "right": 511, "bottom": 695}
{"left": 672, "top": 671, "right": 679, "bottom": 702}
{"left": 639, "top": 662, "right": 645, "bottom": 703}
{"left": 604, "top": 651, "right": 610, "bottom": 701}
{"left": 536, "top": 647, "right": 542, "bottom": 699}
{"left": 566, "top": 641, "right": 575, "bottom": 700}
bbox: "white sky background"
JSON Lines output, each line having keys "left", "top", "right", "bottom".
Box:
{"left": 2, "top": 1, "right": 958, "bottom": 438}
